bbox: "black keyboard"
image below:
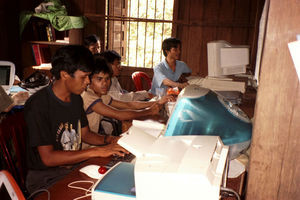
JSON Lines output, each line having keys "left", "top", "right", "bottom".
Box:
{"left": 106, "top": 153, "right": 136, "bottom": 168}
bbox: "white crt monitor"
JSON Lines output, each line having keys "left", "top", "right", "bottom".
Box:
{"left": 0, "top": 61, "right": 15, "bottom": 94}
{"left": 207, "top": 40, "right": 249, "bottom": 77}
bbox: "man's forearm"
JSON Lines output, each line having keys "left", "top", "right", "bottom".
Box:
{"left": 162, "top": 78, "right": 178, "bottom": 88}
{"left": 127, "top": 101, "right": 154, "bottom": 109}
{"left": 38, "top": 145, "right": 97, "bottom": 167}
{"left": 162, "top": 78, "right": 188, "bottom": 89}
{"left": 111, "top": 108, "right": 155, "bottom": 121}
{"left": 82, "top": 131, "right": 106, "bottom": 145}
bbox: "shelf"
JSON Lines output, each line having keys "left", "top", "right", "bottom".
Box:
{"left": 32, "top": 63, "right": 52, "bottom": 70}
{"left": 28, "top": 40, "right": 69, "bottom": 45}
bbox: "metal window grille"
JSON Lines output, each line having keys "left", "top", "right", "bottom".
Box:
{"left": 106, "top": 0, "right": 174, "bottom": 68}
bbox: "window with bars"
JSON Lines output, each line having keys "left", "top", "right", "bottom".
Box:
{"left": 105, "top": 0, "right": 174, "bottom": 68}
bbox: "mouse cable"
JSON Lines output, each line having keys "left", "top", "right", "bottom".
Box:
{"left": 68, "top": 180, "right": 95, "bottom": 200}
{"left": 73, "top": 193, "right": 92, "bottom": 200}
{"left": 27, "top": 189, "right": 50, "bottom": 200}
{"left": 220, "top": 186, "right": 241, "bottom": 200}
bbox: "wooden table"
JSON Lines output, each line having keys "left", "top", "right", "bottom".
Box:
{"left": 34, "top": 114, "right": 168, "bottom": 199}
{"left": 34, "top": 157, "right": 111, "bottom": 200}
{"left": 34, "top": 157, "right": 245, "bottom": 200}
{"left": 34, "top": 94, "right": 254, "bottom": 200}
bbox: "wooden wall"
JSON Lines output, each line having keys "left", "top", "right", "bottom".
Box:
{"left": 0, "top": 0, "right": 22, "bottom": 77}
{"left": 63, "top": 0, "right": 265, "bottom": 91}
{"left": 174, "top": 0, "right": 265, "bottom": 77}
{"left": 67, "top": 0, "right": 106, "bottom": 51}
{"left": 0, "top": 0, "right": 46, "bottom": 79}
{"left": 246, "top": 0, "right": 300, "bottom": 199}
{"left": 3, "top": 1, "right": 299, "bottom": 198}
{"left": 1, "top": 0, "right": 264, "bottom": 90}
{"left": 118, "top": 0, "right": 265, "bottom": 90}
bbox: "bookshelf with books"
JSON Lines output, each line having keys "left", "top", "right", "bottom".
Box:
{"left": 23, "top": 17, "right": 82, "bottom": 70}
{"left": 21, "top": 17, "right": 83, "bottom": 78}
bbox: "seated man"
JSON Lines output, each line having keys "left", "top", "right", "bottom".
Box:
{"left": 24, "top": 45, "right": 127, "bottom": 194}
{"left": 84, "top": 34, "right": 101, "bottom": 55}
{"left": 100, "top": 50, "right": 151, "bottom": 101}
{"left": 81, "top": 57, "right": 174, "bottom": 136}
{"left": 150, "top": 37, "right": 192, "bottom": 95}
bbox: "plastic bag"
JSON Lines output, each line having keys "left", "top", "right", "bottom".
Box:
{"left": 20, "top": 71, "right": 50, "bottom": 89}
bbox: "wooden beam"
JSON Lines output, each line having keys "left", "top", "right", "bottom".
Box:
{"left": 246, "top": 0, "right": 300, "bottom": 199}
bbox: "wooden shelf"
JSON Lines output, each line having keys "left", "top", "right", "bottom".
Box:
{"left": 28, "top": 40, "right": 69, "bottom": 46}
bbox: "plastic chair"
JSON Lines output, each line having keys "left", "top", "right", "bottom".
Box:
{"left": 0, "top": 170, "right": 26, "bottom": 200}
{"left": 0, "top": 111, "right": 28, "bottom": 196}
{"left": 131, "top": 71, "right": 152, "bottom": 91}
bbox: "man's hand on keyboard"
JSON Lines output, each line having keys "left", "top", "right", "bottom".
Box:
{"left": 94, "top": 143, "right": 129, "bottom": 157}
{"left": 106, "top": 153, "right": 135, "bottom": 167}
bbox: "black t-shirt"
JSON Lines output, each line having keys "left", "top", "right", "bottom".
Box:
{"left": 24, "top": 85, "right": 88, "bottom": 170}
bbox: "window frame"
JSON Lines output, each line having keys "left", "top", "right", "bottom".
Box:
{"left": 105, "top": 0, "right": 176, "bottom": 68}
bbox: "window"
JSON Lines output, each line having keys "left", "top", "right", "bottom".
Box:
{"left": 105, "top": 0, "right": 174, "bottom": 68}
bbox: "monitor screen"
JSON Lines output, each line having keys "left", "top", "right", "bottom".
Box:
{"left": 0, "top": 66, "right": 11, "bottom": 85}
{"left": 0, "top": 61, "right": 15, "bottom": 93}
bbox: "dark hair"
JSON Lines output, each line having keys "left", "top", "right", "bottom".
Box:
{"left": 162, "top": 37, "right": 181, "bottom": 57}
{"left": 84, "top": 34, "right": 99, "bottom": 47}
{"left": 51, "top": 45, "right": 94, "bottom": 80}
{"left": 99, "top": 50, "right": 121, "bottom": 64}
{"left": 90, "top": 55, "right": 113, "bottom": 79}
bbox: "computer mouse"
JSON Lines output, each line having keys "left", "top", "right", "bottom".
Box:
{"left": 79, "top": 165, "right": 104, "bottom": 179}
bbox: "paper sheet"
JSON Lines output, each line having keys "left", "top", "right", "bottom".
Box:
{"left": 132, "top": 119, "right": 165, "bottom": 138}
{"left": 228, "top": 159, "right": 246, "bottom": 178}
{"left": 288, "top": 40, "right": 300, "bottom": 82}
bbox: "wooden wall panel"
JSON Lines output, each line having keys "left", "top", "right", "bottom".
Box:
{"left": 174, "top": 0, "right": 191, "bottom": 66}
{"left": 218, "top": 0, "right": 235, "bottom": 24}
{"left": 13, "top": 0, "right": 264, "bottom": 89}
{"left": 200, "top": 26, "right": 216, "bottom": 75}
{"left": 175, "top": 0, "right": 265, "bottom": 77}
{"left": 185, "top": 0, "right": 204, "bottom": 76}
{"left": 186, "top": 27, "right": 202, "bottom": 75}
{"left": 249, "top": 0, "right": 265, "bottom": 69}
{"left": 278, "top": 90, "right": 300, "bottom": 200}
{"left": 68, "top": 0, "right": 106, "bottom": 49}
{"left": 202, "top": 0, "right": 220, "bottom": 22}
{"left": 246, "top": 0, "right": 300, "bottom": 199}
{"left": 231, "top": 28, "right": 249, "bottom": 44}
{"left": 174, "top": 0, "right": 190, "bottom": 21}
{"left": 67, "top": 0, "right": 85, "bottom": 15}
{"left": 234, "top": 0, "right": 251, "bottom": 22}
{"left": 189, "top": 0, "right": 203, "bottom": 22}
{"left": 61, "top": 0, "right": 264, "bottom": 90}
{"left": 0, "top": 0, "right": 22, "bottom": 77}
{"left": 1, "top": 0, "right": 42, "bottom": 78}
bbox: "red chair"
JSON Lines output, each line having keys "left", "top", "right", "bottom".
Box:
{"left": 131, "top": 71, "right": 152, "bottom": 91}
{"left": 0, "top": 111, "right": 28, "bottom": 196}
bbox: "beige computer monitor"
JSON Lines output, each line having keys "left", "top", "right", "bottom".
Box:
{"left": 0, "top": 61, "right": 15, "bottom": 94}
{"left": 207, "top": 40, "right": 249, "bottom": 77}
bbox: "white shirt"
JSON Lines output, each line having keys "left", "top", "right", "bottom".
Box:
{"left": 108, "top": 77, "right": 149, "bottom": 101}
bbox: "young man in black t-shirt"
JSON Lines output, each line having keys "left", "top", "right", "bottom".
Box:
{"left": 24, "top": 45, "right": 127, "bottom": 194}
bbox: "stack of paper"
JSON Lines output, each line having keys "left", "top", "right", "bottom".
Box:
{"left": 118, "top": 126, "right": 157, "bottom": 157}
{"left": 132, "top": 119, "right": 165, "bottom": 138}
